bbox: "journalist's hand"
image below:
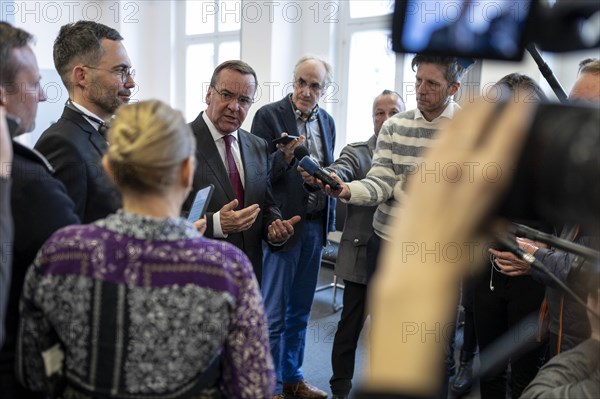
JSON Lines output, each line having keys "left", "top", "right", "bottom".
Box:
{"left": 297, "top": 167, "right": 349, "bottom": 199}
{"left": 298, "top": 166, "right": 317, "bottom": 186}
{"left": 277, "top": 133, "right": 306, "bottom": 164}
{"left": 490, "top": 247, "right": 531, "bottom": 276}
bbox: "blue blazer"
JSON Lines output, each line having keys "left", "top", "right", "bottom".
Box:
{"left": 251, "top": 95, "right": 336, "bottom": 250}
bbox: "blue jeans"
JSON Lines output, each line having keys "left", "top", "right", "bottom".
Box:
{"left": 261, "top": 219, "right": 324, "bottom": 394}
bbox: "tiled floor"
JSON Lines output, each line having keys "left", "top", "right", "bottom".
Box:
{"left": 302, "top": 265, "right": 484, "bottom": 399}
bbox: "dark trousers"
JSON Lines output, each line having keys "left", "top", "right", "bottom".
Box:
{"left": 460, "top": 277, "right": 478, "bottom": 355}
{"left": 474, "top": 270, "right": 546, "bottom": 399}
{"left": 329, "top": 280, "right": 368, "bottom": 396}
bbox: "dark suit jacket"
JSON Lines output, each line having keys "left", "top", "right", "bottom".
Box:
{"left": 251, "top": 95, "right": 336, "bottom": 250}
{"left": 35, "top": 106, "right": 121, "bottom": 223}
{"left": 0, "top": 141, "right": 80, "bottom": 374}
{"left": 0, "top": 177, "right": 11, "bottom": 348}
{"left": 183, "top": 112, "right": 282, "bottom": 280}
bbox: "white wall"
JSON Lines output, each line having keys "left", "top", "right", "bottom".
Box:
{"left": 3, "top": 0, "right": 341, "bottom": 145}
{"left": 117, "top": 1, "right": 174, "bottom": 104}
{"left": 241, "top": 1, "right": 337, "bottom": 130}
{"left": 2, "top": 0, "right": 598, "bottom": 148}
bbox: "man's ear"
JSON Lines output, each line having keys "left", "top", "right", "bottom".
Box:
{"left": 72, "top": 65, "right": 88, "bottom": 87}
{"left": 205, "top": 87, "right": 213, "bottom": 106}
{"left": 181, "top": 156, "right": 195, "bottom": 189}
{"left": 448, "top": 82, "right": 460, "bottom": 97}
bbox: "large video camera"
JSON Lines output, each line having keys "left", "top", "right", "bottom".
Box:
{"left": 392, "top": 0, "right": 600, "bottom": 233}
{"left": 392, "top": 0, "right": 600, "bottom": 61}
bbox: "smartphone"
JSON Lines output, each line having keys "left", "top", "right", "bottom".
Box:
{"left": 187, "top": 184, "right": 214, "bottom": 222}
{"left": 272, "top": 135, "right": 300, "bottom": 145}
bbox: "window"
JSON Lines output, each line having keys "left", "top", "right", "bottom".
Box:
{"left": 349, "top": 0, "right": 395, "bottom": 18}
{"left": 335, "top": 0, "right": 419, "bottom": 147}
{"left": 345, "top": 30, "right": 397, "bottom": 143}
{"left": 176, "top": 1, "right": 241, "bottom": 121}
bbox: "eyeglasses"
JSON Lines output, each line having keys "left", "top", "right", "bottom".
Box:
{"left": 83, "top": 65, "right": 135, "bottom": 83}
{"left": 211, "top": 87, "right": 255, "bottom": 108}
{"left": 295, "top": 78, "right": 323, "bottom": 93}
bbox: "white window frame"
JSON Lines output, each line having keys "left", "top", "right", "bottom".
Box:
{"left": 173, "top": 1, "right": 241, "bottom": 120}
{"left": 333, "top": 5, "right": 405, "bottom": 153}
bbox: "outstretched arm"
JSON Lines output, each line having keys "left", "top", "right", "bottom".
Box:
{"left": 359, "top": 98, "right": 533, "bottom": 397}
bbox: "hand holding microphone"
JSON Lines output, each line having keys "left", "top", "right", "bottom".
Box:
{"left": 295, "top": 146, "right": 351, "bottom": 199}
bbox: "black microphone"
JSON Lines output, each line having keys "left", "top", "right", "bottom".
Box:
{"left": 509, "top": 223, "right": 600, "bottom": 262}
{"left": 294, "top": 146, "right": 341, "bottom": 191}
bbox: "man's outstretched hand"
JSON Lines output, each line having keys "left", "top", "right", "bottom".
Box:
{"left": 268, "top": 215, "right": 301, "bottom": 243}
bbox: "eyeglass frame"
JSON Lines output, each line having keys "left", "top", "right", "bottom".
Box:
{"left": 294, "top": 78, "right": 324, "bottom": 94}
{"left": 210, "top": 86, "right": 255, "bottom": 108}
{"left": 83, "top": 65, "right": 135, "bottom": 83}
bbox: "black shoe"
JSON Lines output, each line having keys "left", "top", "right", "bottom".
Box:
{"left": 450, "top": 352, "right": 475, "bottom": 395}
{"left": 331, "top": 396, "right": 348, "bottom": 399}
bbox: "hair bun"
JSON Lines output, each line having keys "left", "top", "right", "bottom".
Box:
{"left": 107, "top": 122, "right": 140, "bottom": 163}
{"left": 105, "top": 100, "right": 195, "bottom": 193}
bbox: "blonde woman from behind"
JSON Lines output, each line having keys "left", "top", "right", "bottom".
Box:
{"left": 16, "top": 100, "right": 275, "bottom": 398}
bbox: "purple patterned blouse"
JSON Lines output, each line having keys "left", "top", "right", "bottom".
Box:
{"left": 16, "top": 210, "right": 275, "bottom": 398}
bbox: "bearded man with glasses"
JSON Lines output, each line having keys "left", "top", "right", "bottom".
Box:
{"left": 35, "top": 20, "right": 135, "bottom": 223}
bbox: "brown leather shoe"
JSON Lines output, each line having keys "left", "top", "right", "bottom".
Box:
{"left": 283, "top": 380, "right": 327, "bottom": 398}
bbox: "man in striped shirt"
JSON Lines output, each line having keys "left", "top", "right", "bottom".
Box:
{"left": 306, "top": 54, "right": 470, "bottom": 398}
{"left": 319, "top": 54, "right": 469, "bottom": 280}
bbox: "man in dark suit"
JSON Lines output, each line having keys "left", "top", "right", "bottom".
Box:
{"left": 250, "top": 56, "right": 336, "bottom": 399}
{"left": 35, "top": 21, "right": 135, "bottom": 223}
{"left": 0, "top": 22, "right": 80, "bottom": 397}
{"left": 184, "top": 60, "right": 299, "bottom": 281}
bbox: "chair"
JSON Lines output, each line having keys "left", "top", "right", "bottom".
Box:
{"left": 315, "top": 200, "right": 346, "bottom": 312}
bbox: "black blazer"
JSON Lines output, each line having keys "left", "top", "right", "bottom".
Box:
{"left": 251, "top": 95, "right": 336, "bottom": 250}
{"left": 183, "top": 112, "right": 282, "bottom": 280}
{"left": 0, "top": 141, "right": 80, "bottom": 373}
{"left": 0, "top": 177, "right": 11, "bottom": 349}
{"left": 35, "top": 106, "right": 121, "bottom": 223}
